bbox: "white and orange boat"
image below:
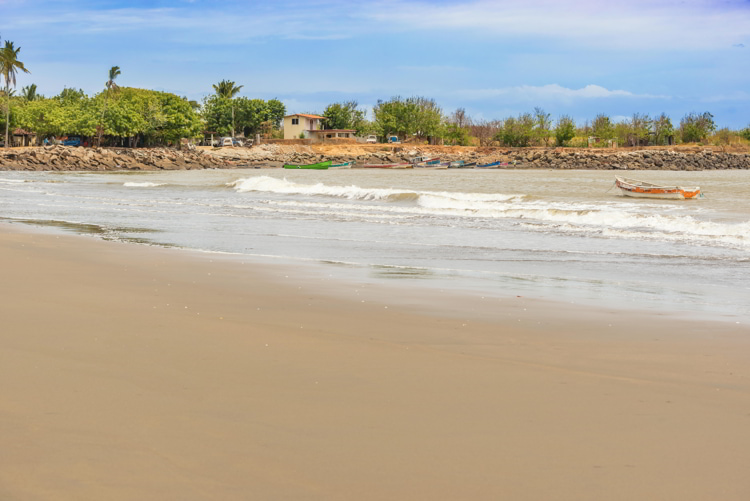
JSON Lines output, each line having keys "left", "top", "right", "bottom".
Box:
{"left": 614, "top": 176, "right": 702, "bottom": 200}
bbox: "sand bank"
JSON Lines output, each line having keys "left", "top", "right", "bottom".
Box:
{"left": 1, "top": 223, "right": 749, "bottom": 500}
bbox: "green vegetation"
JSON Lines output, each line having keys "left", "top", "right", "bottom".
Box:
{"left": 1, "top": 36, "right": 746, "bottom": 149}
{"left": 1, "top": 38, "right": 31, "bottom": 147}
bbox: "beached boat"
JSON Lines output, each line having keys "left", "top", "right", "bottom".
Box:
{"left": 413, "top": 158, "right": 441, "bottom": 167}
{"left": 414, "top": 160, "right": 448, "bottom": 169}
{"left": 283, "top": 160, "right": 331, "bottom": 170}
{"left": 475, "top": 161, "right": 501, "bottom": 168}
{"left": 357, "top": 163, "right": 413, "bottom": 169}
{"left": 448, "top": 161, "right": 465, "bottom": 168}
{"left": 329, "top": 162, "right": 353, "bottom": 169}
{"left": 614, "top": 176, "right": 701, "bottom": 200}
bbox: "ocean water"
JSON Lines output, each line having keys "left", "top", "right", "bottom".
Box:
{"left": 2, "top": 168, "right": 749, "bottom": 322}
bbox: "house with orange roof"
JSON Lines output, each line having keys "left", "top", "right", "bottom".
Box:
{"left": 283, "top": 113, "right": 326, "bottom": 140}
{"left": 283, "top": 113, "right": 357, "bottom": 142}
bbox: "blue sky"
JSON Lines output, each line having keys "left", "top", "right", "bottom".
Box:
{"left": 2, "top": 0, "right": 749, "bottom": 127}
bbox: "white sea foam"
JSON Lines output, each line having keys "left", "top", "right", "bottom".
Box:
{"left": 229, "top": 176, "right": 525, "bottom": 205}
{"left": 124, "top": 182, "right": 165, "bottom": 188}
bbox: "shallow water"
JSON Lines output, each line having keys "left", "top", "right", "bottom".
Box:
{"left": 2, "top": 168, "right": 749, "bottom": 322}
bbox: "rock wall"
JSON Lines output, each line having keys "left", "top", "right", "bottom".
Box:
{"left": 0, "top": 145, "right": 231, "bottom": 171}
{"left": 2, "top": 145, "right": 750, "bottom": 171}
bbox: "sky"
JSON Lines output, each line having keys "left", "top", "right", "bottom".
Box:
{"left": 2, "top": 0, "right": 749, "bottom": 128}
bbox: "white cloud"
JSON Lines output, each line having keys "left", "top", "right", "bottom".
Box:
{"left": 357, "top": 0, "right": 750, "bottom": 50}
{"left": 456, "top": 84, "right": 669, "bottom": 101}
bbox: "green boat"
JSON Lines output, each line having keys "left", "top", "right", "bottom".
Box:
{"left": 282, "top": 160, "right": 331, "bottom": 170}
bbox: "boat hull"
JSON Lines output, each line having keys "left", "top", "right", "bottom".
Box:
{"left": 357, "top": 163, "right": 413, "bottom": 169}
{"left": 283, "top": 161, "right": 332, "bottom": 170}
{"left": 615, "top": 176, "right": 701, "bottom": 200}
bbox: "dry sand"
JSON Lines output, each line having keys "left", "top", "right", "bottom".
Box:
{"left": 1, "top": 223, "right": 749, "bottom": 500}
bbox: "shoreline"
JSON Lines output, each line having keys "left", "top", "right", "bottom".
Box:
{"left": 2, "top": 222, "right": 750, "bottom": 500}
{"left": 2, "top": 144, "right": 750, "bottom": 172}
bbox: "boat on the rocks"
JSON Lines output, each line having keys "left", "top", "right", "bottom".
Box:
{"left": 413, "top": 158, "right": 441, "bottom": 167}
{"left": 329, "top": 162, "right": 353, "bottom": 169}
{"left": 283, "top": 160, "right": 331, "bottom": 170}
{"left": 614, "top": 176, "right": 702, "bottom": 200}
{"left": 475, "top": 161, "right": 501, "bottom": 168}
{"left": 357, "top": 163, "right": 413, "bottom": 169}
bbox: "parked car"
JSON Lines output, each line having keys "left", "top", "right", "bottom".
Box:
{"left": 221, "top": 137, "right": 233, "bottom": 147}
{"left": 61, "top": 136, "right": 82, "bottom": 146}
{"left": 365, "top": 135, "right": 377, "bottom": 143}
{"left": 232, "top": 138, "right": 243, "bottom": 147}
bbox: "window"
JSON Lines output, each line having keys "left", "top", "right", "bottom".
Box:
{"left": 292, "top": 118, "right": 299, "bottom": 125}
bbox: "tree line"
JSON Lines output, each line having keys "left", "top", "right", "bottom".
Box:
{"left": 321, "top": 98, "right": 749, "bottom": 147}
{"left": 2, "top": 34, "right": 748, "bottom": 148}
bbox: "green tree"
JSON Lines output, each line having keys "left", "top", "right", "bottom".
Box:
{"left": 652, "top": 113, "right": 674, "bottom": 145}
{"left": 533, "top": 107, "right": 553, "bottom": 146}
{"left": 323, "top": 100, "right": 366, "bottom": 133}
{"left": 20, "top": 83, "right": 39, "bottom": 101}
{"left": 98, "top": 66, "right": 121, "bottom": 145}
{"left": 554, "top": 115, "right": 575, "bottom": 146}
{"left": 373, "top": 96, "right": 444, "bottom": 141}
{"left": 213, "top": 80, "right": 243, "bottom": 137}
{"left": 629, "top": 113, "right": 652, "bottom": 146}
{"left": 1, "top": 39, "right": 31, "bottom": 147}
{"left": 739, "top": 126, "right": 750, "bottom": 142}
{"left": 591, "top": 114, "right": 615, "bottom": 140}
{"left": 495, "top": 113, "right": 535, "bottom": 147}
{"left": 680, "top": 112, "right": 715, "bottom": 143}
{"left": 266, "top": 98, "right": 286, "bottom": 129}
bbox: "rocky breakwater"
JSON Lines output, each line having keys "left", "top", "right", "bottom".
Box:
{"left": 505, "top": 148, "right": 750, "bottom": 170}
{"left": 0, "top": 145, "right": 231, "bottom": 171}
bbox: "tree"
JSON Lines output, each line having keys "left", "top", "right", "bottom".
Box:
{"left": 533, "top": 107, "right": 553, "bottom": 147}
{"left": 740, "top": 126, "right": 750, "bottom": 142}
{"left": 1, "top": 39, "right": 31, "bottom": 147}
{"left": 554, "top": 115, "right": 576, "bottom": 146}
{"left": 652, "top": 113, "right": 674, "bottom": 145}
{"left": 373, "top": 96, "right": 444, "bottom": 141}
{"left": 469, "top": 119, "right": 502, "bottom": 147}
{"left": 21, "top": 83, "right": 39, "bottom": 101}
{"left": 451, "top": 108, "right": 470, "bottom": 129}
{"left": 323, "top": 100, "right": 366, "bottom": 134}
{"left": 591, "top": 114, "right": 615, "bottom": 140}
{"left": 213, "top": 80, "right": 243, "bottom": 137}
{"left": 495, "top": 113, "right": 535, "bottom": 147}
{"left": 680, "top": 112, "right": 715, "bottom": 143}
{"left": 98, "top": 66, "right": 121, "bottom": 145}
{"left": 629, "top": 113, "right": 652, "bottom": 146}
{"left": 266, "top": 98, "right": 286, "bottom": 129}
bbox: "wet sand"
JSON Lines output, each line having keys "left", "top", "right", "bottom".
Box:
{"left": 1, "top": 223, "right": 749, "bottom": 500}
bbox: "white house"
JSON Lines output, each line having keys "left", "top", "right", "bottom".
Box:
{"left": 283, "top": 114, "right": 325, "bottom": 139}
{"left": 283, "top": 113, "right": 357, "bottom": 143}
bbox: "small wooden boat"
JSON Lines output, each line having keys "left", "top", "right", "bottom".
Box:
{"left": 357, "top": 163, "right": 413, "bottom": 169}
{"left": 448, "top": 160, "right": 465, "bottom": 168}
{"left": 329, "top": 162, "right": 353, "bottom": 169}
{"left": 413, "top": 157, "right": 440, "bottom": 167}
{"left": 614, "top": 176, "right": 701, "bottom": 200}
{"left": 414, "top": 160, "right": 448, "bottom": 169}
{"left": 475, "top": 161, "right": 501, "bottom": 168}
{"left": 283, "top": 160, "right": 331, "bottom": 170}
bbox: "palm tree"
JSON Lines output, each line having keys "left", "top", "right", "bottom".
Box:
{"left": 98, "top": 66, "right": 121, "bottom": 146}
{"left": 21, "top": 83, "right": 38, "bottom": 101}
{"left": 1, "top": 40, "right": 31, "bottom": 148}
{"left": 212, "top": 79, "right": 243, "bottom": 137}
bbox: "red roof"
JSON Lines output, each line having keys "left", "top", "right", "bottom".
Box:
{"left": 285, "top": 113, "right": 326, "bottom": 119}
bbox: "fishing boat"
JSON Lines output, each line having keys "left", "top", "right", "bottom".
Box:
{"left": 448, "top": 160, "right": 465, "bottom": 168}
{"left": 414, "top": 159, "right": 448, "bottom": 169}
{"left": 329, "top": 161, "right": 353, "bottom": 169}
{"left": 475, "top": 161, "right": 501, "bottom": 168}
{"left": 614, "top": 176, "right": 701, "bottom": 200}
{"left": 413, "top": 158, "right": 441, "bottom": 167}
{"left": 283, "top": 160, "right": 331, "bottom": 170}
{"left": 357, "top": 163, "right": 413, "bottom": 169}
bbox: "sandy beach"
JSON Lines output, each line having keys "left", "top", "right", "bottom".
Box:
{"left": 1, "top": 222, "right": 749, "bottom": 500}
